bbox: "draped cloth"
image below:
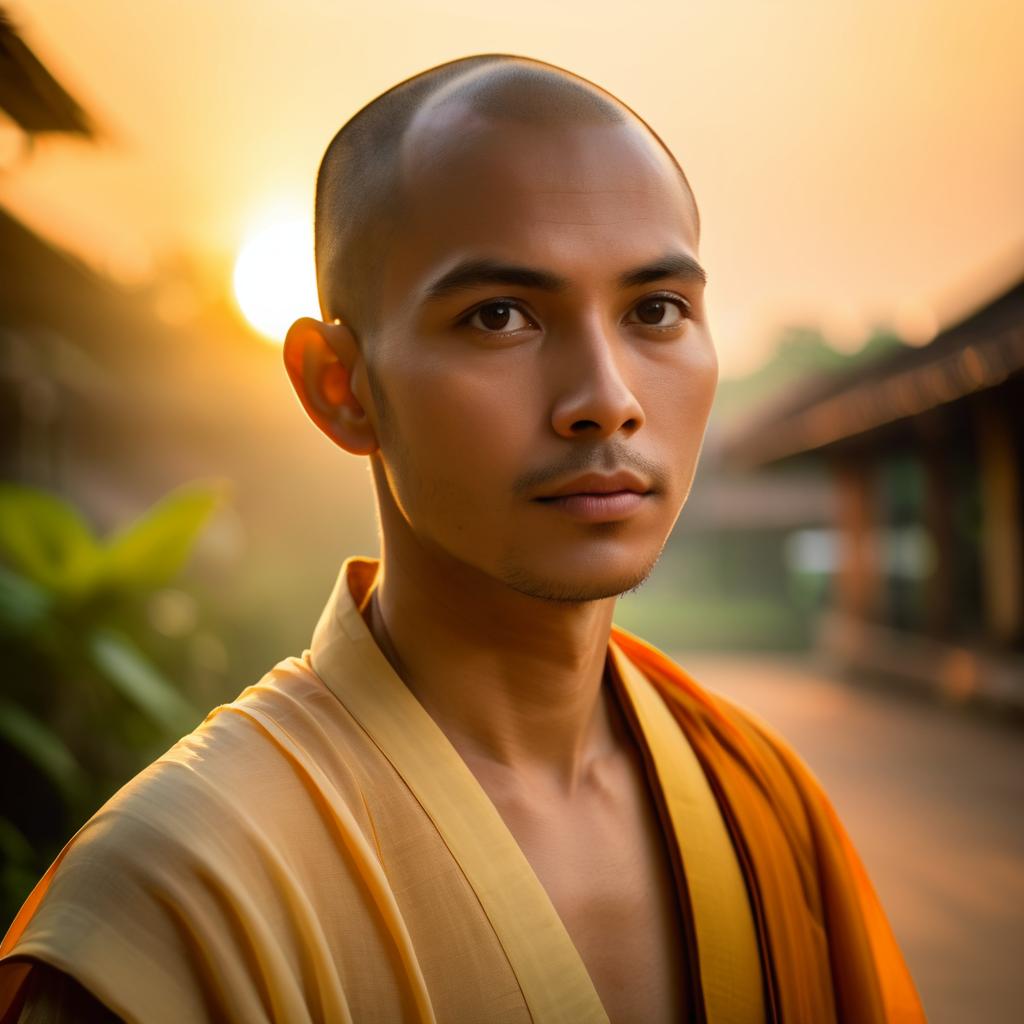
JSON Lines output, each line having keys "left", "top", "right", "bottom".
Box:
{"left": 0, "top": 556, "right": 924, "bottom": 1023}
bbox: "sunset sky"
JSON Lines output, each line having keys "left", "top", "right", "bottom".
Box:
{"left": 3, "top": 0, "right": 1022, "bottom": 375}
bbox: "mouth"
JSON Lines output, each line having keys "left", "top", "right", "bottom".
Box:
{"left": 533, "top": 490, "right": 651, "bottom": 522}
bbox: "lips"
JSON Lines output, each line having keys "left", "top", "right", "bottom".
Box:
{"left": 531, "top": 470, "right": 653, "bottom": 523}
{"left": 533, "top": 470, "right": 652, "bottom": 501}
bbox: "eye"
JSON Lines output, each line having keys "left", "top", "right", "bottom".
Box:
{"left": 462, "top": 301, "right": 536, "bottom": 334}
{"left": 627, "top": 294, "right": 690, "bottom": 329}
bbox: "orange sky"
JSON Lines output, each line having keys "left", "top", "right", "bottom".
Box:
{"left": 3, "top": 0, "right": 1022, "bottom": 376}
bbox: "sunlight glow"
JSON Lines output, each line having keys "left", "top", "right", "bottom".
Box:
{"left": 233, "top": 211, "right": 319, "bottom": 344}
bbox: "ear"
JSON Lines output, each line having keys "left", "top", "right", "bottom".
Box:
{"left": 283, "top": 317, "right": 379, "bottom": 456}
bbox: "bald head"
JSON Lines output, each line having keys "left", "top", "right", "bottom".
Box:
{"left": 314, "top": 54, "right": 698, "bottom": 341}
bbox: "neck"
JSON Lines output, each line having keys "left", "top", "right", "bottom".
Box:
{"left": 364, "top": 535, "right": 624, "bottom": 794}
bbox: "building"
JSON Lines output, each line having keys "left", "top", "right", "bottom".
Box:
{"left": 722, "top": 279, "right": 1024, "bottom": 711}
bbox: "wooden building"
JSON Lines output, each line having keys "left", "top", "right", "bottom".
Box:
{"left": 722, "top": 279, "right": 1024, "bottom": 711}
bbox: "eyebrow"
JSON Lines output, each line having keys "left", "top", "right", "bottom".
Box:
{"left": 421, "top": 251, "right": 707, "bottom": 303}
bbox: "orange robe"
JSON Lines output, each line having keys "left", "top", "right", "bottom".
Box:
{"left": 612, "top": 629, "right": 927, "bottom": 1022}
{"left": 0, "top": 556, "right": 924, "bottom": 1023}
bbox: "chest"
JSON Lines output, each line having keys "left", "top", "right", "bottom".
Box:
{"left": 476, "top": 759, "right": 693, "bottom": 1024}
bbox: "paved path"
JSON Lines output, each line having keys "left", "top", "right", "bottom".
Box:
{"left": 677, "top": 652, "right": 1024, "bottom": 1024}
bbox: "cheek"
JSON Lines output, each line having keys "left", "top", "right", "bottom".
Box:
{"left": 639, "top": 340, "right": 718, "bottom": 504}
{"left": 646, "top": 336, "right": 718, "bottom": 429}
{"left": 378, "top": 355, "right": 530, "bottom": 503}
{"left": 679, "top": 355, "right": 719, "bottom": 427}
{"left": 674, "top": 325, "right": 718, "bottom": 390}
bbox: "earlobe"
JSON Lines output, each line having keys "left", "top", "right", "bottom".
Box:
{"left": 283, "top": 316, "right": 379, "bottom": 456}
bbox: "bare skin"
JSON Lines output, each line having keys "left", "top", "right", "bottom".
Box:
{"left": 284, "top": 91, "right": 717, "bottom": 1023}
{"left": 454, "top": 701, "right": 692, "bottom": 1024}
{"left": 366, "top": 589, "right": 693, "bottom": 1023}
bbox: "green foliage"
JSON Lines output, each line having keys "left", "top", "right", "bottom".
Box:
{"left": 102, "top": 487, "right": 223, "bottom": 591}
{"left": 0, "top": 480, "right": 228, "bottom": 925}
{"left": 714, "top": 324, "right": 908, "bottom": 428}
{"left": 0, "top": 487, "right": 100, "bottom": 598}
{"left": 0, "top": 482, "right": 223, "bottom": 599}
{"left": 614, "top": 593, "right": 810, "bottom": 652}
{"left": 88, "top": 628, "right": 198, "bottom": 735}
{"left": 0, "top": 566, "right": 51, "bottom": 634}
{"left": 0, "top": 696, "right": 84, "bottom": 805}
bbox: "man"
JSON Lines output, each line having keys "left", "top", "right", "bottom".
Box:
{"left": 0, "top": 55, "right": 925, "bottom": 1023}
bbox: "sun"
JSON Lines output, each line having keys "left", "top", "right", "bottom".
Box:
{"left": 233, "top": 210, "right": 319, "bottom": 343}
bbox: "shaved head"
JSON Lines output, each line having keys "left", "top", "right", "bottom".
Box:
{"left": 314, "top": 54, "right": 699, "bottom": 341}
{"left": 288, "top": 52, "right": 717, "bottom": 609}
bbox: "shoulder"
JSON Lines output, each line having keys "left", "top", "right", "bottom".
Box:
{"left": 621, "top": 626, "right": 823, "bottom": 787}
{"left": 701, "top": 683, "right": 831, "bottom": 800}
{"left": 31, "top": 657, "right": 322, "bottom": 851}
{"left": 614, "top": 629, "right": 828, "bottom": 839}
{"left": 677, "top": 672, "right": 850, "bottom": 877}
{"left": 73, "top": 653, "right": 375, "bottom": 873}
{"left": 0, "top": 655, "right": 376, "bottom": 1023}
{"left": 95, "top": 652, "right": 366, "bottom": 835}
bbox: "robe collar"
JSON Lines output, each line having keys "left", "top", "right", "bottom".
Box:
{"left": 309, "top": 556, "right": 765, "bottom": 1024}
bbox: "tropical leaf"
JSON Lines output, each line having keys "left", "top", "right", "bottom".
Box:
{"left": 0, "top": 485, "right": 101, "bottom": 596}
{"left": 0, "top": 565, "right": 52, "bottom": 634}
{"left": 0, "top": 817, "right": 34, "bottom": 867}
{"left": 101, "top": 481, "right": 228, "bottom": 592}
{"left": 0, "top": 697, "right": 84, "bottom": 803}
{"left": 87, "top": 627, "right": 198, "bottom": 735}
{"left": 0, "top": 816, "right": 47, "bottom": 922}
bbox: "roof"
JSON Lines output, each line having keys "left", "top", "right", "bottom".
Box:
{"left": 0, "top": 203, "right": 119, "bottom": 326}
{"left": 722, "top": 277, "right": 1024, "bottom": 468}
{"left": 0, "top": 9, "right": 94, "bottom": 135}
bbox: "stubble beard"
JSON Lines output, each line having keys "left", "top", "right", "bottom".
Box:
{"left": 495, "top": 532, "right": 669, "bottom": 604}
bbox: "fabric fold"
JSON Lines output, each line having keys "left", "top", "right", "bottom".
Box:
{"left": 0, "top": 555, "right": 924, "bottom": 1023}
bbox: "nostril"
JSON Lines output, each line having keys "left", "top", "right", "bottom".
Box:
{"left": 570, "top": 419, "right": 601, "bottom": 433}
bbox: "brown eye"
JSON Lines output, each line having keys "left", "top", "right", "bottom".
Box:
{"left": 632, "top": 297, "right": 686, "bottom": 327}
{"left": 466, "top": 302, "right": 533, "bottom": 333}
{"left": 479, "top": 303, "right": 512, "bottom": 330}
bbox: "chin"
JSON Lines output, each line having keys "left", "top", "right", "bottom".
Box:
{"left": 496, "top": 544, "right": 664, "bottom": 604}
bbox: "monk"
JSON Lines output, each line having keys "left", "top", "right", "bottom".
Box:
{"left": 0, "top": 55, "right": 926, "bottom": 1023}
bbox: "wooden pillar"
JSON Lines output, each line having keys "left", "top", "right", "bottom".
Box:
{"left": 833, "top": 455, "right": 880, "bottom": 622}
{"left": 922, "top": 445, "right": 955, "bottom": 636}
{"left": 974, "top": 396, "right": 1023, "bottom": 645}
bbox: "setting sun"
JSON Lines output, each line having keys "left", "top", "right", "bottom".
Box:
{"left": 232, "top": 211, "right": 319, "bottom": 343}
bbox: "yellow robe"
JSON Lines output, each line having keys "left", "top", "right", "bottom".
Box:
{"left": 0, "top": 556, "right": 924, "bottom": 1023}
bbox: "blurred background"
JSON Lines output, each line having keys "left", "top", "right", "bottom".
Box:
{"left": 0, "top": 1, "right": 1021, "bottom": 1020}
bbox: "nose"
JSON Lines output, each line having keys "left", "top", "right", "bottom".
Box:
{"left": 549, "top": 316, "right": 646, "bottom": 440}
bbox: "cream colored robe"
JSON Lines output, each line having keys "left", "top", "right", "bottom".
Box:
{"left": 0, "top": 556, "right": 922, "bottom": 1023}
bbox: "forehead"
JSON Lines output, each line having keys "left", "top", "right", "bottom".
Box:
{"left": 382, "top": 105, "right": 699, "bottom": 313}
